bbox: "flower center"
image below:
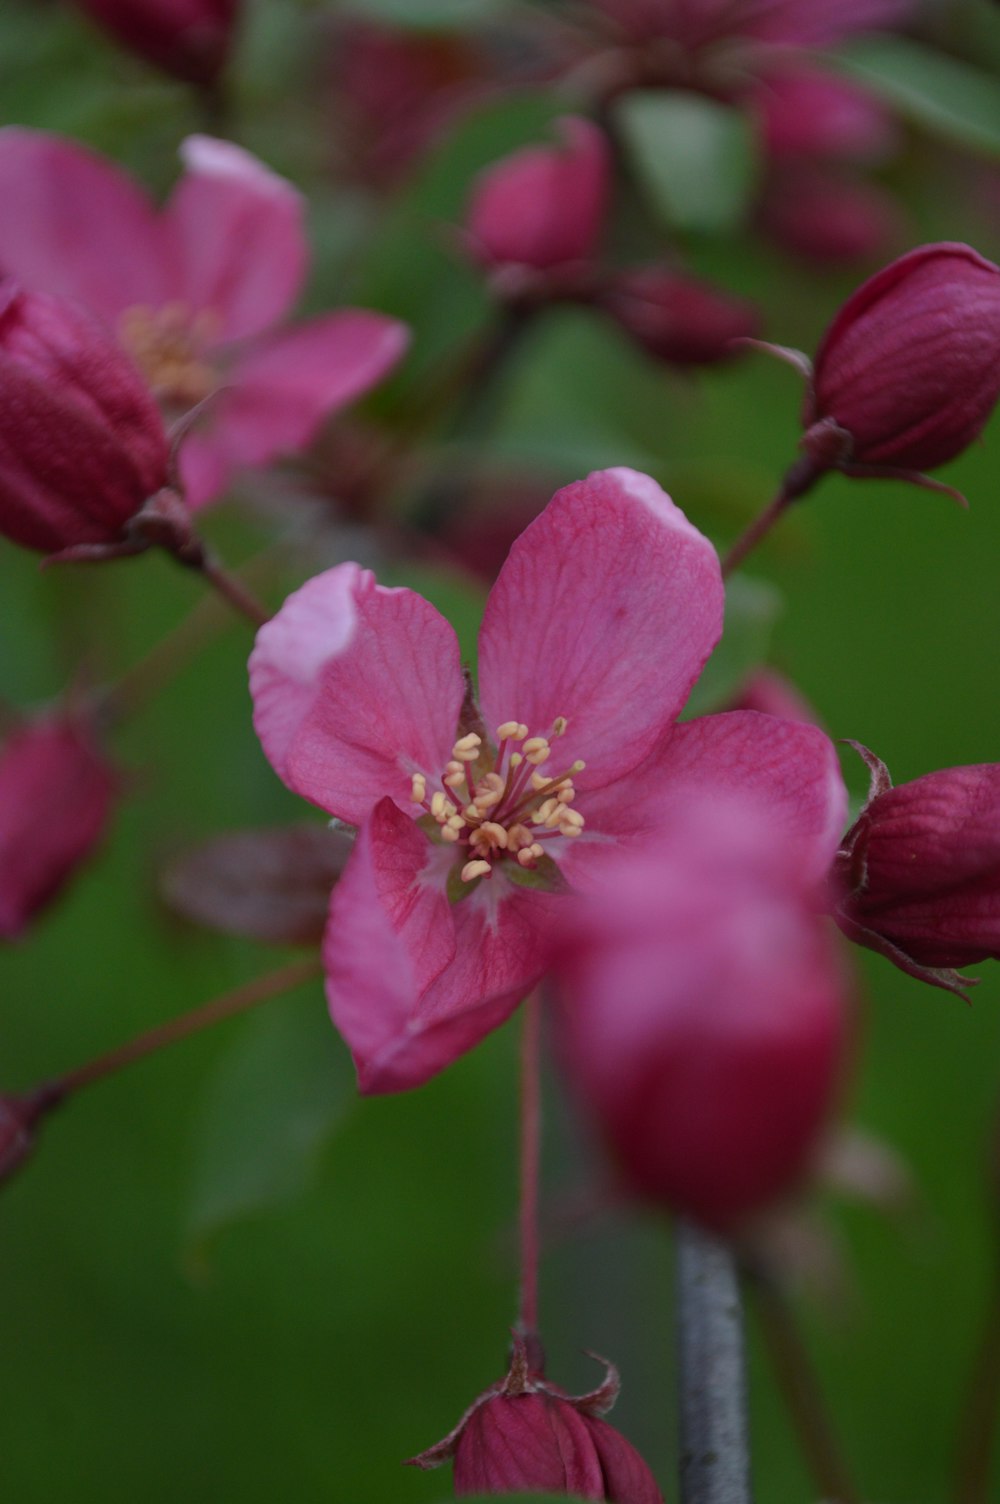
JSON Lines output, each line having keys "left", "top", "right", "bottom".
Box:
{"left": 410, "top": 716, "right": 586, "bottom": 885}
{"left": 118, "top": 302, "right": 220, "bottom": 409}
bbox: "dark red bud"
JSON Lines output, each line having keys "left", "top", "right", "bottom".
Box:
{"left": 71, "top": 0, "right": 239, "bottom": 87}
{"left": 835, "top": 759, "right": 1000, "bottom": 992}
{"left": 760, "top": 168, "right": 903, "bottom": 268}
{"left": 805, "top": 242, "right": 1000, "bottom": 474}
{"left": 0, "top": 283, "right": 170, "bottom": 556}
{"left": 600, "top": 266, "right": 759, "bottom": 367}
{"left": 0, "top": 711, "right": 119, "bottom": 940}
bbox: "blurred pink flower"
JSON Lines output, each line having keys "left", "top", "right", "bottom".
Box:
{"left": 0, "top": 711, "right": 119, "bottom": 940}
{"left": 554, "top": 797, "right": 849, "bottom": 1232}
{"left": 250, "top": 466, "right": 845, "bottom": 1093}
{"left": 598, "top": 265, "right": 759, "bottom": 367}
{"left": 588, "top": 0, "right": 914, "bottom": 49}
{"left": 752, "top": 64, "right": 899, "bottom": 166}
{"left": 463, "top": 117, "right": 610, "bottom": 298}
{"left": 0, "top": 128, "right": 410, "bottom": 509}
{"left": 72, "top": 0, "right": 239, "bottom": 86}
{"left": 759, "top": 166, "right": 904, "bottom": 268}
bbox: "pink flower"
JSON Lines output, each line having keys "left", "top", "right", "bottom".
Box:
{"left": 410, "top": 1338, "right": 662, "bottom": 1502}
{"left": 0, "top": 281, "right": 169, "bottom": 556}
{"left": 554, "top": 798, "right": 849, "bottom": 1232}
{"left": 463, "top": 118, "right": 610, "bottom": 298}
{"left": 71, "top": 0, "right": 239, "bottom": 86}
{"left": 250, "top": 467, "right": 846, "bottom": 1093}
{"left": 835, "top": 749, "right": 1000, "bottom": 997}
{"left": 0, "top": 711, "right": 119, "bottom": 940}
{"left": 588, "top": 0, "right": 914, "bottom": 49}
{"left": 752, "top": 65, "right": 899, "bottom": 166}
{"left": 0, "top": 128, "right": 410, "bottom": 510}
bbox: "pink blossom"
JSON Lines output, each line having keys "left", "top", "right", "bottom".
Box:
{"left": 554, "top": 798, "right": 849, "bottom": 1232}
{"left": 71, "top": 0, "right": 239, "bottom": 86}
{"left": 250, "top": 467, "right": 846, "bottom": 1093}
{"left": 0, "top": 712, "right": 118, "bottom": 940}
{"left": 752, "top": 65, "right": 899, "bottom": 166}
{"left": 0, "top": 128, "right": 410, "bottom": 510}
{"left": 598, "top": 265, "right": 759, "bottom": 367}
{"left": 463, "top": 117, "right": 610, "bottom": 296}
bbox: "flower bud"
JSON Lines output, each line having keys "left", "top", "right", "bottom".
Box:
{"left": 463, "top": 117, "right": 609, "bottom": 295}
{"left": 0, "top": 711, "right": 119, "bottom": 940}
{"left": 71, "top": 0, "right": 239, "bottom": 87}
{"left": 0, "top": 283, "right": 170, "bottom": 557}
{"left": 410, "top": 1339, "right": 662, "bottom": 1502}
{"left": 835, "top": 751, "right": 1000, "bottom": 995}
{"left": 0, "top": 1094, "right": 40, "bottom": 1185}
{"left": 803, "top": 242, "right": 1000, "bottom": 477}
{"left": 554, "top": 800, "right": 847, "bottom": 1232}
{"left": 753, "top": 66, "right": 898, "bottom": 165}
{"left": 760, "top": 167, "right": 903, "bottom": 268}
{"left": 599, "top": 266, "right": 759, "bottom": 367}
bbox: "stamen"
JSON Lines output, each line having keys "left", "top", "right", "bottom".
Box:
{"left": 461, "top": 859, "right": 492, "bottom": 883}
{"left": 552, "top": 717, "right": 568, "bottom": 737}
{"left": 496, "top": 721, "right": 528, "bottom": 741}
{"left": 522, "top": 737, "right": 551, "bottom": 766}
{"left": 430, "top": 792, "right": 448, "bottom": 820}
{"left": 506, "top": 823, "right": 534, "bottom": 851}
{"left": 441, "top": 827, "right": 461, "bottom": 843}
{"left": 446, "top": 814, "right": 467, "bottom": 832}
{"left": 451, "top": 733, "right": 482, "bottom": 763}
{"left": 516, "top": 842, "right": 546, "bottom": 867}
{"left": 410, "top": 773, "right": 427, "bottom": 805}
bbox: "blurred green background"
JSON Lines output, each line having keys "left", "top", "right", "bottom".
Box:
{"left": 3, "top": 1, "right": 1000, "bottom": 1500}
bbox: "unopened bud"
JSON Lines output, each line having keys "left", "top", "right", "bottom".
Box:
{"left": 600, "top": 266, "right": 759, "bottom": 367}
{"left": 0, "top": 282, "right": 170, "bottom": 558}
{"left": 71, "top": 0, "right": 239, "bottom": 87}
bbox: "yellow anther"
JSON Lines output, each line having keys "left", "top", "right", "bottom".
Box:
{"left": 461, "top": 859, "right": 492, "bottom": 883}
{"left": 556, "top": 787, "right": 576, "bottom": 804}
{"left": 481, "top": 772, "right": 505, "bottom": 793}
{"left": 559, "top": 824, "right": 583, "bottom": 838}
{"left": 480, "top": 822, "right": 509, "bottom": 850}
{"left": 447, "top": 814, "right": 467, "bottom": 831}
{"left": 444, "top": 770, "right": 467, "bottom": 790}
{"left": 473, "top": 789, "right": 502, "bottom": 811}
{"left": 510, "top": 752, "right": 523, "bottom": 769}
{"left": 430, "top": 792, "right": 448, "bottom": 820}
{"left": 544, "top": 805, "right": 567, "bottom": 829}
{"left": 532, "top": 799, "right": 559, "bottom": 826}
{"left": 559, "top": 808, "right": 585, "bottom": 829}
{"left": 507, "top": 823, "right": 533, "bottom": 851}
{"left": 517, "top": 842, "right": 546, "bottom": 867}
{"left": 530, "top": 772, "right": 551, "bottom": 792}
{"left": 522, "top": 737, "right": 550, "bottom": 765}
{"left": 441, "top": 826, "right": 460, "bottom": 843}
{"left": 496, "top": 721, "right": 526, "bottom": 741}
{"left": 552, "top": 716, "right": 568, "bottom": 736}
{"left": 410, "top": 773, "right": 427, "bottom": 804}
{"left": 451, "top": 733, "right": 482, "bottom": 763}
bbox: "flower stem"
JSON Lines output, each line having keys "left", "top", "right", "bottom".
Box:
{"left": 675, "top": 1220, "right": 753, "bottom": 1504}
{"left": 20, "top": 956, "right": 322, "bottom": 1118}
{"left": 721, "top": 457, "right": 822, "bottom": 578}
{"left": 953, "top": 1241, "right": 1000, "bottom": 1503}
{"left": 517, "top": 993, "right": 543, "bottom": 1351}
{"left": 196, "top": 552, "right": 272, "bottom": 628}
{"left": 743, "top": 1260, "right": 860, "bottom": 1504}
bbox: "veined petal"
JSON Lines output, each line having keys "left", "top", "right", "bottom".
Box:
{"left": 0, "top": 127, "right": 169, "bottom": 321}
{"left": 562, "top": 711, "right": 847, "bottom": 888}
{"left": 478, "top": 468, "right": 723, "bottom": 791}
{"left": 165, "top": 136, "right": 308, "bottom": 343}
{"left": 179, "top": 310, "right": 409, "bottom": 506}
{"left": 324, "top": 799, "right": 456, "bottom": 1086}
{"left": 354, "top": 879, "right": 557, "bottom": 1094}
{"left": 250, "top": 565, "right": 464, "bottom": 824}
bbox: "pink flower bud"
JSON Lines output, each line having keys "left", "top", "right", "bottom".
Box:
{"left": 554, "top": 800, "right": 847, "bottom": 1232}
{"left": 835, "top": 753, "right": 1000, "bottom": 994}
{"left": 0, "top": 712, "right": 119, "bottom": 940}
{"left": 0, "top": 1094, "right": 41, "bottom": 1185}
{"left": 463, "top": 117, "right": 609, "bottom": 289}
{"left": 804, "top": 243, "right": 1000, "bottom": 475}
{"left": 599, "top": 266, "right": 759, "bottom": 367}
{"left": 753, "top": 66, "right": 898, "bottom": 166}
{"left": 760, "top": 168, "right": 903, "bottom": 268}
{"left": 0, "top": 283, "right": 169, "bottom": 556}
{"left": 410, "top": 1340, "right": 662, "bottom": 1502}
{"left": 71, "top": 0, "right": 239, "bottom": 87}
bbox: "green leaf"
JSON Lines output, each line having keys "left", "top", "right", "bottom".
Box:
{"left": 186, "top": 995, "right": 352, "bottom": 1258}
{"left": 434, "top": 1496, "right": 593, "bottom": 1502}
{"left": 681, "top": 573, "right": 783, "bottom": 719}
{"left": 615, "top": 90, "right": 758, "bottom": 234}
{"left": 830, "top": 37, "right": 1000, "bottom": 159}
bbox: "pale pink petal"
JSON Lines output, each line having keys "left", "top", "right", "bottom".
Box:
{"left": 174, "top": 426, "right": 233, "bottom": 513}
{"left": 478, "top": 468, "right": 723, "bottom": 790}
{"left": 183, "top": 311, "right": 409, "bottom": 505}
{"left": 0, "top": 127, "right": 169, "bottom": 321}
{"left": 324, "top": 799, "right": 456, "bottom": 1090}
{"left": 250, "top": 564, "right": 464, "bottom": 825}
{"left": 165, "top": 136, "right": 308, "bottom": 343}
{"left": 562, "top": 711, "right": 847, "bottom": 889}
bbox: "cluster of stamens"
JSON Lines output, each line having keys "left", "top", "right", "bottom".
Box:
{"left": 119, "top": 302, "right": 220, "bottom": 408}
{"left": 410, "top": 716, "right": 585, "bottom": 885}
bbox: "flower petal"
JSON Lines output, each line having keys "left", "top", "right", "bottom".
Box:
{"left": 250, "top": 564, "right": 464, "bottom": 825}
{"left": 179, "top": 310, "right": 409, "bottom": 506}
{"left": 0, "top": 127, "right": 168, "bottom": 321}
{"left": 164, "top": 136, "right": 308, "bottom": 343}
{"left": 478, "top": 468, "right": 723, "bottom": 790}
{"left": 562, "top": 710, "right": 847, "bottom": 888}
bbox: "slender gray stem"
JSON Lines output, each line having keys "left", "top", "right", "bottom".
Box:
{"left": 676, "top": 1219, "right": 754, "bottom": 1504}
